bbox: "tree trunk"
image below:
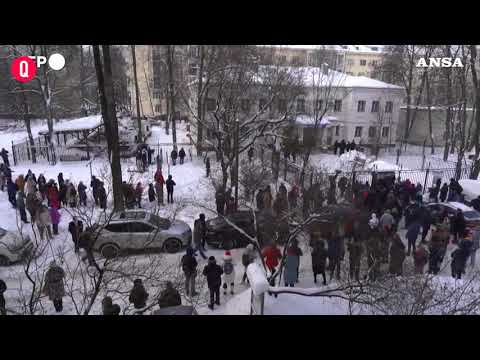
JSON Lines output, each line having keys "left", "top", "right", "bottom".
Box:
{"left": 167, "top": 45, "right": 177, "bottom": 146}
{"left": 469, "top": 45, "right": 480, "bottom": 179}
{"left": 131, "top": 45, "right": 143, "bottom": 143}
{"left": 93, "top": 45, "right": 124, "bottom": 211}
{"left": 196, "top": 46, "right": 205, "bottom": 155}
{"left": 80, "top": 45, "right": 87, "bottom": 116}
{"left": 425, "top": 70, "right": 434, "bottom": 154}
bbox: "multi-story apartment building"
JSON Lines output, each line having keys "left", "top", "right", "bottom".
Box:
{"left": 256, "top": 45, "right": 385, "bottom": 78}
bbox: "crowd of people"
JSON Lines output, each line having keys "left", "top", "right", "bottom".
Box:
{"left": 333, "top": 139, "right": 357, "bottom": 156}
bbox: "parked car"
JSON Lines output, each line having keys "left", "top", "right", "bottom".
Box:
{"left": 205, "top": 211, "right": 278, "bottom": 249}
{"left": 426, "top": 202, "right": 480, "bottom": 228}
{"left": 91, "top": 210, "right": 192, "bottom": 258}
{"left": 0, "top": 227, "right": 34, "bottom": 266}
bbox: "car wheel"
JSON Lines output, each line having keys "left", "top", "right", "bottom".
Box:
{"left": 221, "top": 238, "right": 235, "bottom": 250}
{"left": 100, "top": 244, "right": 120, "bottom": 259}
{"left": 163, "top": 238, "right": 182, "bottom": 254}
{"left": 0, "top": 255, "right": 10, "bottom": 266}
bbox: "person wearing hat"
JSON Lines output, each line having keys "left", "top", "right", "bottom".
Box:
{"left": 43, "top": 261, "right": 66, "bottom": 312}
{"left": 166, "top": 175, "right": 176, "bottom": 204}
{"left": 193, "top": 214, "right": 207, "bottom": 259}
{"left": 202, "top": 256, "right": 223, "bottom": 310}
{"left": 158, "top": 281, "right": 182, "bottom": 309}
{"left": 222, "top": 251, "right": 236, "bottom": 295}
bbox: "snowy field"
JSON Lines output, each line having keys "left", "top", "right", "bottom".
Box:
{"left": 1, "top": 117, "right": 480, "bottom": 315}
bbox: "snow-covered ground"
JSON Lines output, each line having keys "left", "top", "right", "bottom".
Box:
{"left": 1, "top": 117, "right": 479, "bottom": 315}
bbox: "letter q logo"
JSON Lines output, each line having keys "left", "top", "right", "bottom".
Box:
{"left": 11, "top": 56, "right": 37, "bottom": 83}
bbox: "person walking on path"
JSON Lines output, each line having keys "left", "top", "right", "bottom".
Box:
{"left": 135, "top": 182, "right": 143, "bottom": 208}
{"left": 451, "top": 239, "right": 472, "bottom": 280}
{"left": 262, "top": 242, "right": 282, "bottom": 280}
{"left": 347, "top": 237, "right": 363, "bottom": 282}
{"left": 205, "top": 156, "right": 211, "bottom": 177}
{"left": 406, "top": 221, "right": 421, "bottom": 256}
{"left": 469, "top": 227, "right": 480, "bottom": 268}
{"left": 16, "top": 190, "right": 29, "bottom": 223}
{"left": 284, "top": 240, "right": 303, "bottom": 287}
{"left": 203, "top": 256, "right": 223, "bottom": 310}
{"left": 178, "top": 148, "right": 186, "bottom": 164}
{"left": 36, "top": 205, "right": 53, "bottom": 241}
{"left": 389, "top": 233, "right": 406, "bottom": 276}
{"left": 440, "top": 183, "right": 448, "bottom": 202}
{"left": 242, "top": 244, "right": 257, "bottom": 283}
{"left": 78, "top": 181, "right": 87, "bottom": 206}
{"left": 171, "top": 148, "right": 178, "bottom": 166}
{"left": 68, "top": 217, "right": 84, "bottom": 253}
{"left": 43, "top": 262, "right": 65, "bottom": 313}
{"left": 154, "top": 169, "right": 165, "bottom": 205}
{"left": 181, "top": 247, "right": 198, "bottom": 297}
{"left": 166, "top": 175, "right": 175, "bottom": 204}
{"left": 49, "top": 206, "right": 61, "bottom": 235}
{"left": 451, "top": 209, "right": 466, "bottom": 244}
{"left": 158, "top": 281, "right": 182, "bottom": 309}
{"left": 148, "top": 183, "right": 156, "bottom": 204}
{"left": 222, "top": 251, "right": 236, "bottom": 295}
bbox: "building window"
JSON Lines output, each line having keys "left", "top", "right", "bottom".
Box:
{"left": 335, "top": 125, "right": 340, "bottom": 136}
{"left": 316, "top": 99, "right": 323, "bottom": 111}
{"left": 347, "top": 59, "right": 354, "bottom": 66}
{"left": 382, "top": 127, "right": 389, "bottom": 138}
{"left": 291, "top": 56, "right": 301, "bottom": 65}
{"left": 371, "top": 101, "right": 380, "bottom": 113}
{"left": 368, "top": 126, "right": 377, "bottom": 138}
{"left": 354, "top": 126, "right": 363, "bottom": 137}
{"left": 296, "top": 99, "right": 305, "bottom": 113}
{"left": 385, "top": 101, "right": 393, "bottom": 113}
{"left": 334, "top": 100, "right": 342, "bottom": 112}
{"left": 189, "top": 46, "right": 200, "bottom": 57}
{"left": 206, "top": 98, "right": 216, "bottom": 112}
{"left": 188, "top": 64, "right": 198, "bottom": 76}
{"left": 357, "top": 100, "right": 366, "bottom": 112}
{"left": 279, "top": 55, "right": 287, "bottom": 64}
{"left": 155, "top": 104, "right": 161, "bottom": 113}
{"left": 371, "top": 60, "right": 378, "bottom": 66}
{"left": 241, "top": 99, "right": 250, "bottom": 112}
{"left": 259, "top": 99, "right": 267, "bottom": 111}
{"left": 360, "top": 59, "right": 367, "bottom": 66}
{"left": 278, "top": 99, "right": 287, "bottom": 113}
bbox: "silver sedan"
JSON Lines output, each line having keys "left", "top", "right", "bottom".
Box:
{"left": 91, "top": 211, "right": 192, "bottom": 258}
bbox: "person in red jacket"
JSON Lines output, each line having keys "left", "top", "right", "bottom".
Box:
{"left": 262, "top": 242, "right": 282, "bottom": 279}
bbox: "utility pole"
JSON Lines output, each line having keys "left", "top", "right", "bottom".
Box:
{"left": 234, "top": 119, "right": 240, "bottom": 210}
{"left": 131, "top": 45, "right": 143, "bottom": 143}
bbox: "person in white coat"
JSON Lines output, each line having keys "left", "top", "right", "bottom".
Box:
{"left": 222, "top": 251, "right": 235, "bottom": 295}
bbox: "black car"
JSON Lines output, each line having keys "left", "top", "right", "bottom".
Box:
{"left": 205, "top": 211, "right": 277, "bottom": 249}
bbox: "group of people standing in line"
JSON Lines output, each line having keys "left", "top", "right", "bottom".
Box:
{"left": 333, "top": 139, "right": 356, "bottom": 156}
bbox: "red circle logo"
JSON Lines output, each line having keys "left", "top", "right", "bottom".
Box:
{"left": 11, "top": 56, "right": 37, "bottom": 83}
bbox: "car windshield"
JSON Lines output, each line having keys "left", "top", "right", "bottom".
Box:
{"left": 463, "top": 211, "right": 480, "bottom": 220}
{"left": 149, "top": 214, "right": 171, "bottom": 229}
{"left": 0, "top": 228, "right": 6, "bottom": 238}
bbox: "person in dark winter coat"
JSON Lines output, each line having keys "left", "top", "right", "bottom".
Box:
{"left": 451, "top": 209, "right": 466, "bottom": 244}
{"left": 37, "top": 174, "right": 47, "bottom": 199}
{"left": 428, "top": 220, "right": 450, "bottom": 274}
{"left": 97, "top": 182, "right": 107, "bottom": 210}
{"left": 439, "top": 183, "right": 449, "bottom": 202}
{"left": 16, "top": 191, "right": 29, "bottom": 223}
{"left": 181, "top": 247, "right": 198, "bottom": 296}
{"left": 148, "top": 184, "right": 156, "bottom": 203}
{"left": 205, "top": 156, "right": 211, "bottom": 177}
{"left": 129, "top": 279, "right": 149, "bottom": 309}
{"left": 288, "top": 185, "right": 299, "bottom": 209}
{"left": 166, "top": 175, "right": 175, "bottom": 203}
{"left": 7, "top": 178, "right": 17, "bottom": 208}
{"left": 102, "top": 296, "right": 120, "bottom": 315}
{"left": 406, "top": 221, "right": 421, "bottom": 256}
{"left": 58, "top": 182, "right": 67, "bottom": 207}
{"left": 327, "top": 233, "right": 345, "bottom": 281}
{"left": 339, "top": 139, "right": 347, "bottom": 155}
{"left": 78, "top": 229, "right": 95, "bottom": 265}
{"left": 178, "top": 148, "right": 186, "bottom": 164}
{"left": 389, "top": 233, "right": 406, "bottom": 276}
{"left": 171, "top": 148, "right": 178, "bottom": 166}
{"left": 91, "top": 176, "right": 99, "bottom": 206}
{"left": 57, "top": 173, "right": 65, "bottom": 188}
{"left": 256, "top": 189, "right": 264, "bottom": 211}
{"left": 158, "top": 281, "right": 181, "bottom": 308}
{"left": 134, "top": 182, "right": 143, "bottom": 208}
{"left": 193, "top": 214, "right": 207, "bottom": 259}
{"left": 203, "top": 256, "right": 224, "bottom": 310}
{"left": 420, "top": 208, "right": 433, "bottom": 243}
{"left": 350, "top": 140, "right": 356, "bottom": 151}
{"left": 347, "top": 237, "right": 363, "bottom": 281}
{"left": 215, "top": 188, "right": 226, "bottom": 215}
{"left": 43, "top": 262, "right": 65, "bottom": 312}
{"left": 49, "top": 206, "right": 61, "bottom": 235}
{"left": 1, "top": 148, "right": 10, "bottom": 167}
{"left": 78, "top": 182, "right": 87, "bottom": 206}
{"left": 311, "top": 240, "right": 328, "bottom": 285}
{"left": 333, "top": 140, "right": 339, "bottom": 155}
{"left": 284, "top": 240, "right": 303, "bottom": 287}
{"left": 0, "top": 279, "right": 6, "bottom": 315}
{"left": 248, "top": 147, "right": 254, "bottom": 162}
{"left": 68, "top": 217, "right": 84, "bottom": 253}
{"left": 471, "top": 195, "right": 480, "bottom": 212}
{"left": 451, "top": 239, "right": 472, "bottom": 279}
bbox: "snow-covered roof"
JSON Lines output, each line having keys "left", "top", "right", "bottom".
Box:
{"left": 39, "top": 115, "right": 103, "bottom": 134}
{"left": 294, "top": 115, "right": 339, "bottom": 127}
{"left": 257, "top": 45, "right": 385, "bottom": 54}
{"left": 276, "top": 67, "right": 404, "bottom": 89}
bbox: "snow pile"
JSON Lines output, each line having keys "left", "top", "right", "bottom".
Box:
{"left": 38, "top": 115, "right": 102, "bottom": 134}
{"left": 295, "top": 115, "right": 337, "bottom": 127}
{"left": 366, "top": 160, "right": 400, "bottom": 172}
{"left": 246, "top": 263, "right": 270, "bottom": 296}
